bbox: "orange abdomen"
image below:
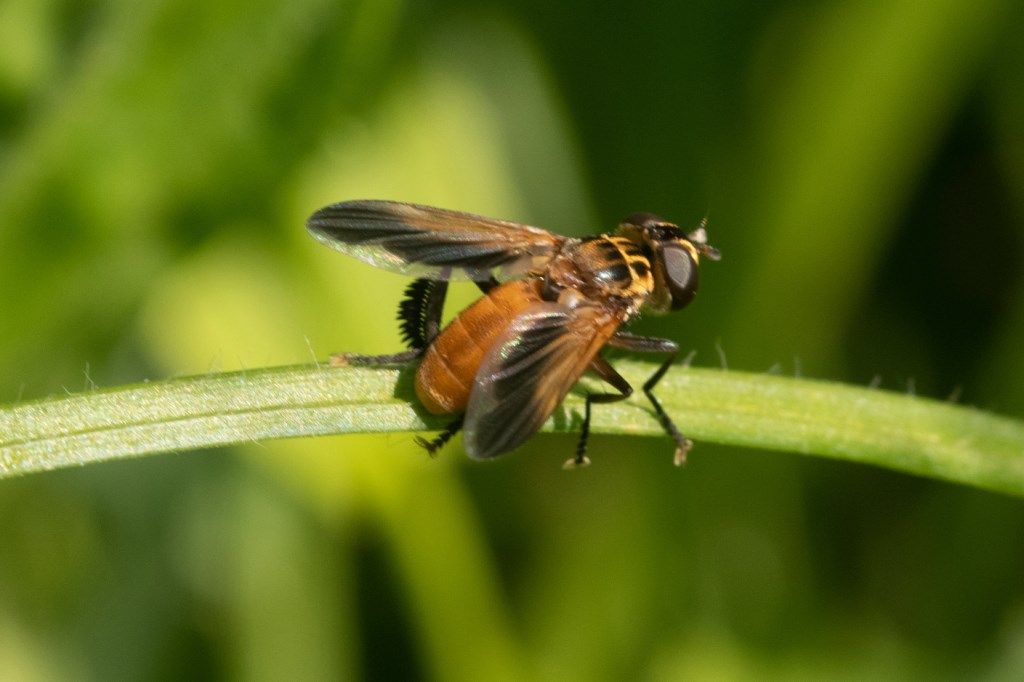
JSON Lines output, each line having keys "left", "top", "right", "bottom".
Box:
{"left": 415, "top": 279, "right": 544, "bottom": 414}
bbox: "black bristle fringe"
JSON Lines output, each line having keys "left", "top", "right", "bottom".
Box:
{"left": 397, "top": 278, "right": 438, "bottom": 350}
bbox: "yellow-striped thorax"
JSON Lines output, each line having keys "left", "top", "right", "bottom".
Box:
{"left": 543, "top": 213, "right": 719, "bottom": 317}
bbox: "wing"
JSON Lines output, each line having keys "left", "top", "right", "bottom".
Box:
{"left": 462, "top": 298, "right": 625, "bottom": 459}
{"left": 306, "top": 199, "right": 566, "bottom": 281}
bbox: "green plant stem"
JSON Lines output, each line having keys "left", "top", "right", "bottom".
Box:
{"left": 1, "top": 362, "right": 1023, "bottom": 495}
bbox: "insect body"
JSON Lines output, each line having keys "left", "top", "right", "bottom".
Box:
{"left": 306, "top": 200, "right": 719, "bottom": 467}
{"left": 415, "top": 278, "right": 545, "bottom": 415}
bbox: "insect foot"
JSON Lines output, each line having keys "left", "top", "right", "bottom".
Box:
{"left": 562, "top": 455, "right": 592, "bottom": 470}
{"left": 673, "top": 439, "right": 694, "bottom": 466}
{"left": 414, "top": 435, "right": 441, "bottom": 458}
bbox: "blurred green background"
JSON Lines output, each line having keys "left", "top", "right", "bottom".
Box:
{"left": 2, "top": 0, "right": 1024, "bottom": 678}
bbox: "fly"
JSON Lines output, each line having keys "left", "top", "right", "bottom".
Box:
{"left": 306, "top": 200, "right": 719, "bottom": 467}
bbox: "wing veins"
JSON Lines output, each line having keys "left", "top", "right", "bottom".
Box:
{"left": 307, "top": 199, "right": 565, "bottom": 281}
{"left": 463, "top": 299, "right": 624, "bottom": 459}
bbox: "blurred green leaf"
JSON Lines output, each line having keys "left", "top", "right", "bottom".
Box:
{"left": 725, "top": 0, "right": 1013, "bottom": 374}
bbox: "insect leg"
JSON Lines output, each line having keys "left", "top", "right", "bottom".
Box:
{"left": 606, "top": 331, "right": 691, "bottom": 465}
{"left": 414, "top": 415, "right": 464, "bottom": 457}
{"left": 329, "top": 273, "right": 496, "bottom": 367}
{"left": 329, "top": 349, "right": 422, "bottom": 367}
{"left": 402, "top": 273, "right": 496, "bottom": 346}
{"left": 420, "top": 279, "right": 449, "bottom": 345}
{"left": 564, "top": 356, "right": 634, "bottom": 469}
{"left": 474, "top": 276, "right": 500, "bottom": 294}
{"left": 332, "top": 271, "right": 455, "bottom": 366}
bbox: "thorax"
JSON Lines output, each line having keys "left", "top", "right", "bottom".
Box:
{"left": 545, "top": 236, "right": 654, "bottom": 312}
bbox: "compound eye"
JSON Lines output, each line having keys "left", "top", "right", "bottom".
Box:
{"left": 663, "top": 245, "right": 699, "bottom": 310}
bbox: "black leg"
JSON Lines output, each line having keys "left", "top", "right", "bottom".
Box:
{"left": 414, "top": 415, "right": 464, "bottom": 457}
{"left": 331, "top": 274, "right": 497, "bottom": 370}
{"left": 475, "top": 276, "right": 500, "bottom": 293}
{"left": 398, "top": 272, "right": 452, "bottom": 351}
{"left": 419, "top": 275, "right": 495, "bottom": 342}
{"left": 564, "top": 357, "right": 634, "bottom": 469}
{"left": 420, "top": 279, "right": 448, "bottom": 345}
{"left": 330, "top": 349, "right": 422, "bottom": 367}
{"left": 334, "top": 270, "right": 457, "bottom": 367}
{"left": 398, "top": 279, "right": 445, "bottom": 350}
{"left": 607, "top": 331, "right": 692, "bottom": 465}
{"left": 392, "top": 271, "right": 496, "bottom": 352}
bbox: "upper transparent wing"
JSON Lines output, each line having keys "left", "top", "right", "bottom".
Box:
{"left": 462, "top": 299, "right": 624, "bottom": 459}
{"left": 306, "top": 200, "right": 566, "bottom": 281}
